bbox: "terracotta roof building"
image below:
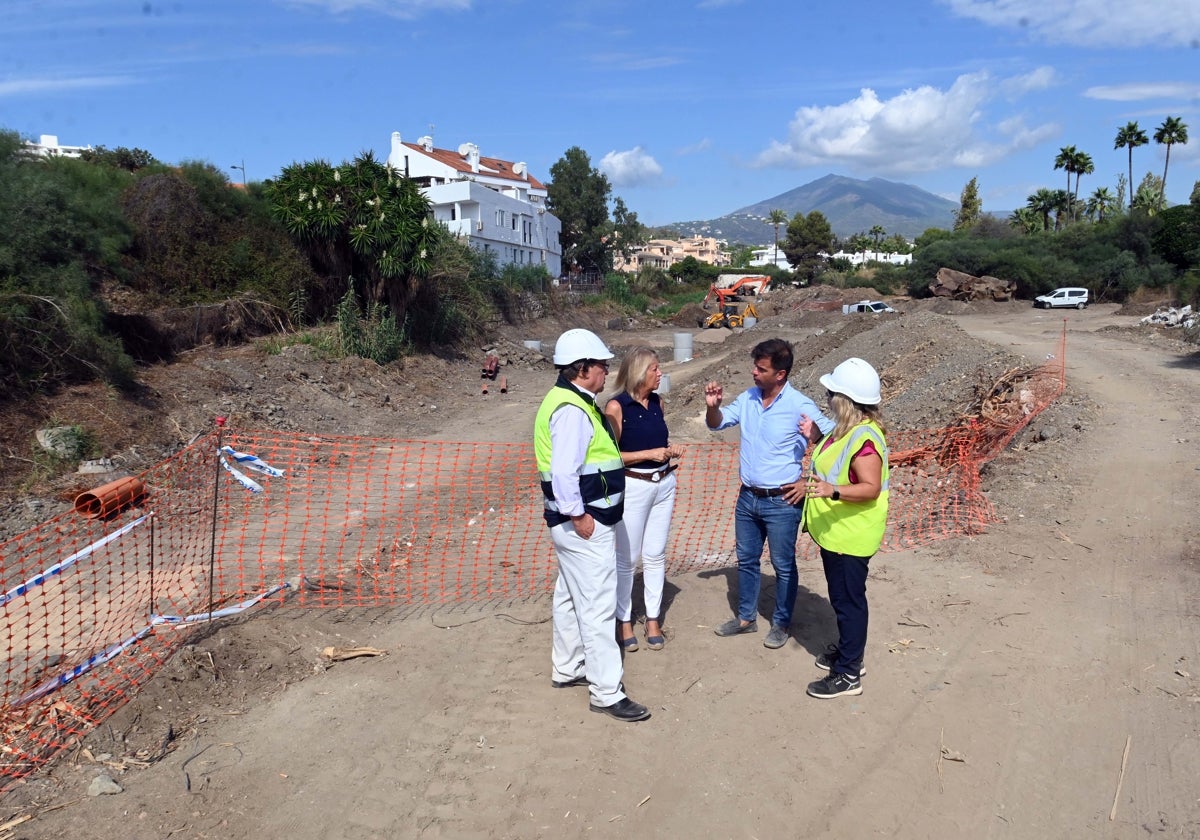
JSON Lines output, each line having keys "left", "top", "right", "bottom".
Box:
{"left": 386, "top": 132, "right": 562, "bottom": 278}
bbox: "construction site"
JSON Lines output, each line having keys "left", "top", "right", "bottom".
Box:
{"left": 0, "top": 285, "right": 1196, "bottom": 839}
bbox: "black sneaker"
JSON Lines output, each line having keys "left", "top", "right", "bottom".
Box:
{"left": 814, "top": 644, "right": 866, "bottom": 676}
{"left": 806, "top": 672, "right": 862, "bottom": 699}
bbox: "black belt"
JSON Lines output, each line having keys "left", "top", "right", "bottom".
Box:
{"left": 624, "top": 464, "right": 677, "bottom": 483}
{"left": 742, "top": 485, "right": 785, "bottom": 498}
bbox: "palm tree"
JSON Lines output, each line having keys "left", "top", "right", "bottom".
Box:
{"left": 767, "top": 209, "right": 787, "bottom": 266}
{"left": 846, "top": 233, "right": 871, "bottom": 266}
{"left": 1008, "top": 207, "right": 1040, "bottom": 235}
{"left": 1114, "top": 121, "right": 1148, "bottom": 211}
{"left": 1026, "top": 188, "right": 1058, "bottom": 232}
{"left": 1054, "top": 146, "right": 1077, "bottom": 221}
{"left": 1050, "top": 189, "right": 1071, "bottom": 232}
{"left": 1153, "top": 116, "right": 1189, "bottom": 210}
{"left": 1086, "top": 187, "right": 1116, "bottom": 222}
{"left": 868, "top": 225, "right": 885, "bottom": 261}
{"left": 1070, "top": 151, "right": 1093, "bottom": 221}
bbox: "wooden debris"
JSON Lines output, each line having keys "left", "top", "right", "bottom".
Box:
{"left": 0, "top": 814, "right": 33, "bottom": 834}
{"left": 320, "top": 646, "right": 387, "bottom": 662}
{"left": 1109, "top": 736, "right": 1131, "bottom": 821}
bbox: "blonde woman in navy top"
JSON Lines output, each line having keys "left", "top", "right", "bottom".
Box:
{"left": 604, "top": 346, "right": 683, "bottom": 651}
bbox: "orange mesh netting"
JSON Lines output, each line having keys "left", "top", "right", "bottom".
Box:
{"left": 0, "top": 331, "right": 1065, "bottom": 784}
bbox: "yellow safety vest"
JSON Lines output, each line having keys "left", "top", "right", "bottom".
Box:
{"left": 804, "top": 421, "right": 889, "bottom": 556}
{"left": 534, "top": 380, "right": 625, "bottom": 527}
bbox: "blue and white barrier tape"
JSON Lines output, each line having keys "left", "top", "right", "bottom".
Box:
{"left": 0, "top": 514, "right": 150, "bottom": 608}
{"left": 15, "top": 625, "right": 155, "bottom": 706}
{"left": 14, "top": 579, "right": 293, "bottom": 707}
{"left": 219, "top": 446, "right": 284, "bottom": 494}
{"left": 151, "top": 581, "right": 292, "bottom": 627}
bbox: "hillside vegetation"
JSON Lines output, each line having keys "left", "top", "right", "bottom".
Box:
{"left": 2, "top": 129, "right": 1197, "bottom": 402}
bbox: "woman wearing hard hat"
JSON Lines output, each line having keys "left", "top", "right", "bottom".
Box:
{"left": 799, "top": 357, "right": 889, "bottom": 699}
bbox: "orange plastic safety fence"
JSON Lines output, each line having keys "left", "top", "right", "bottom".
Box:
{"left": 0, "top": 333, "right": 1065, "bottom": 785}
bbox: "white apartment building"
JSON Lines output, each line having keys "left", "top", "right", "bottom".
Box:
{"left": 386, "top": 132, "right": 561, "bottom": 277}
{"left": 22, "top": 134, "right": 93, "bottom": 159}
{"left": 750, "top": 245, "right": 790, "bottom": 270}
{"left": 828, "top": 249, "right": 913, "bottom": 266}
{"left": 750, "top": 245, "right": 913, "bottom": 269}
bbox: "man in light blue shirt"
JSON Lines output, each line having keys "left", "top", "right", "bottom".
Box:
{"left": 705, "top": 338, "right": 834, "bottom": 649}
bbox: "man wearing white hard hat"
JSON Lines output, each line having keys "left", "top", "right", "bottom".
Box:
{"left": 800, "top": 357, "right": 890, "bottom": 699}
{"left": 534, "top": 328, "right": 650, "bottom": 722}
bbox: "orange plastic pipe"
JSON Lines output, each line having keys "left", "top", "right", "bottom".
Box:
{"left": 74, "top": 476, "right": 147, "bottom": 519}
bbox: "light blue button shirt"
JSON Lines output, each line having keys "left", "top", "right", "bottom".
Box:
{"left": 711, "top": 381, "right": 834, "bottom": 487}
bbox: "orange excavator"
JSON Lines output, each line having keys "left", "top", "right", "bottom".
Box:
{"left": 701, "top": 275, "right": 771, "bottom": 310}
{"left": 700, "top": 275, "right": 770, "bottom": 328}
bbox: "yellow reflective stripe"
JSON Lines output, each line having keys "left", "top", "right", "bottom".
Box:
{"left": 580, "top": 458, "right": 624, "bottom": 474}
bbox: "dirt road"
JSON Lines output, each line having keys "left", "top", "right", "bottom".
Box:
{"left": 13, "top": 306, "right": 1200, "bottom": 839}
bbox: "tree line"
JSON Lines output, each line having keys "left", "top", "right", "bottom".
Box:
{"left": 2, "top": 120, "right": 1196, "bottom": 398}
{"left": 0, "top": 130, "right": 560, "bottom": 396}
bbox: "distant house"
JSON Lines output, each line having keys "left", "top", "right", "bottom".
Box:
{"left": 386, "top": 132, "right": 562, "bottom": 278}
{"left": 750, "top": 245, "right": 790, "bottom": 270}
{"left": 613, "top": 235, "right": 729, "bottom": 273}
{"left": 828, "top": 249, "right": 913, "bottom": 266}
{"left": 22, "top": 134, "right": 92, "bottom": 159}
{"left": 751, "top": 245, "right": 913, "bottom": 269}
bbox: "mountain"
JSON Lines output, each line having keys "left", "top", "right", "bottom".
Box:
{"left": 662, "top": 174, "right": 959, "bottom": 243}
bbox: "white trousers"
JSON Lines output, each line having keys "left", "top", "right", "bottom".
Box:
{"left": 615, "top": 472, "right": 677, "bottom": 622}
{"left": 550, "top": 520, "right": 626, "bottom": 707}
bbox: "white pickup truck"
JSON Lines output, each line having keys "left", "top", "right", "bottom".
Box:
{"left": 842, "top": 300, "right": 896, "bottom": 315}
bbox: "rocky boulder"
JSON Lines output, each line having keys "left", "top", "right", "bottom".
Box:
{"left": 929, "top": 268, "right": 1016, "bottom": 301}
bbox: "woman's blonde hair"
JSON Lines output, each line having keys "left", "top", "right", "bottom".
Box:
{"left": 828, "top": 392, "right": 887, "bottom": 441}
{"left": 614, "top": 346, "right": 659, "bottom": 396}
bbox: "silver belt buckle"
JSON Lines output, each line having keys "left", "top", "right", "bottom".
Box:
{"left": 651, "top": 470, "right": 661, "bottom": 482}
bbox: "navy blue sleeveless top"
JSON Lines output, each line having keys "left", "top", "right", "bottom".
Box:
{"left": 614, "top": 391, "right": 669, "bottom": 469}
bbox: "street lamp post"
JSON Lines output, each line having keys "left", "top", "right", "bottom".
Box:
{"left": 230, "top": 160, "right": 246, "bottom": 186}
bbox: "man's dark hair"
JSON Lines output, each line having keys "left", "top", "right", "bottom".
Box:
{"left": 751, "top": 338, "right": 794, "bottom": 376}
{"left": 559, "top": 359, "right": 605, "bottom": 381}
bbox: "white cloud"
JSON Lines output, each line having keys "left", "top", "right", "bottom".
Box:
{"left": 676, "top": 138, "right": 712, "bottom": 155}
{"left": 1085, "top": 82, "right": 1200, "bottom": 102}
{"left": 0, "top": 75, "right": 135, "bottom": 97}
{"left": 940, "top": 0, "right": 1200, "bottom": 48}
{"left": 1000, "top": 66, "right": 1057, "bottom": 97}
{"left": 279, "top": 0, "right": 470, "bottom": 18}
{"left": 599, "top": 147, "right": 664, "bottom": 187}
{"left": 589, "top": 52, "right": 684, "bottom": 71}
{"left": 755, "top": 71, "right": 1057, "bottom": 175}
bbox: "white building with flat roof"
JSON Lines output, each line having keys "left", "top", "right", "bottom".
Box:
{"left": 22, "top": 134, "right": 93, "bottom": 159}
{"left": 387, "top": 132, "right": 561, "bottom": 278}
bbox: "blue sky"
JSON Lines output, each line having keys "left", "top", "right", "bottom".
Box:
{"left": 2, "top": 0, "right": 1198, "bottom": 234}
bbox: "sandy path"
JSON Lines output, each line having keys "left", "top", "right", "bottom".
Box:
{"left": 15, "top": 309, "right": 1200, "bottom": 839}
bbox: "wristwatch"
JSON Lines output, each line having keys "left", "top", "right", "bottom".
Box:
{"left": 831, "top": 488, "right": 841, "bottom": 501}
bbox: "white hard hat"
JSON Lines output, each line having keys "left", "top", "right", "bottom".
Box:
{"left": 820, "top": 357, "right": 882, "bottom": 405}
{"left": 553, "top": 328, "right": 613, "bottom": 366}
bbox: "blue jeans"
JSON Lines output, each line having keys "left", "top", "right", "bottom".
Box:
{"left": 818, "top": 546, "right": 870, "bottom": 677}
{"left": 734, "top": 488, "right": 803, "bottom": 628}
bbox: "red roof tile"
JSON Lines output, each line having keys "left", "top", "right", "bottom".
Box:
{"left": 403, "top": 142, "right": 546, "bottom": 191}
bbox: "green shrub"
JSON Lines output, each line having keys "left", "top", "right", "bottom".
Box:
{"left": 601, "top": 274, "right": 649, "bottom": 311}
{"left": 335, "top": 286, "right": 406, "bottom": 364}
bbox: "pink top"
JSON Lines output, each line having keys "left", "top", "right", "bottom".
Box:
{"left": 818, "top": 438, "right": 879, "bottom": 484}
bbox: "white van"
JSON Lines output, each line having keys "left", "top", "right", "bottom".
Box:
{"left": 1033, "top": 287, "right": 1089, "bottom": 309}
{"left": 842, "top": 300, "right": 897, "bottom": 315}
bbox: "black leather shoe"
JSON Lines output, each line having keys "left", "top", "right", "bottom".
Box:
{"left": 589, "top": 697, "right": 651, "bottom": 722}
{"left": 551, "top": 676, "right": 589, "bottom": 689}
